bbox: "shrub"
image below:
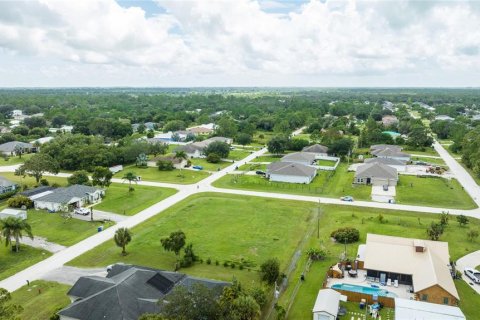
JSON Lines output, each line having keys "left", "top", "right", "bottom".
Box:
{"left": 231, "top": 263, "right": 235, "bottom": 269}
{"left": 157, "top": 159, "right": 174, "bottom": 171}
{"left": 206, "top": 153, "right": 221, "bottom": 163}
{"left": 467, "top": 229, "right": 479, "bottom": 242}
{"left": 206, "top": 257, "right": 212, "bottom": 265}
{"left": 306, "top": 248, "right": 327, "bottom": 261}
{"left": 40, "top": 178, "right": 49, "bottom": 186}
{"left": 223, "top": 261, "right": 229, "bottom": 267}
{"left": 180, "top": 243, "right": 198, "bottom": 268}
{"left": 7, "top": 195, "right": 33, "bottom": 209}
{"left": 215, "top": 260, "right": 219, "bottom": 266}
{"left": 260, "top": 258, "right": 280, "bottom": 285}
{"left": 0, "top": 190, "right": 17, "bottom": 200}
{"left": 250, "top": 287, "right": 267, "bottom": 307}
{"left": 330, "top": 227, "right": 360, "bottom": 244}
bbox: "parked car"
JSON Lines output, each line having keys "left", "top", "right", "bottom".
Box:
{"left": 192, "top": 165, "right": 203, "bottom": 170}
{"left": 340, "top": 196, "right": 354, "bottom": 202}
{"left": 255, "top": 170, "right": 266, "bottom": 175}
{"left": 74, "top": 207, "right": 90, "bottom": 216}
{"left": 464, "top": 267, "right": 480, "bottom": 284}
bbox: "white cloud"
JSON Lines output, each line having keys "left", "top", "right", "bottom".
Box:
{"left": 0, "top": 0, "right": 480, "bottom": 86}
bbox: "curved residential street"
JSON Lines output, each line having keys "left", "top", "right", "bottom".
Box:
{"left": 1, "top": 129, "right": 480, "bottom": 293}
{"left": 456, "top": 250, "right": 480, "bottom": 294}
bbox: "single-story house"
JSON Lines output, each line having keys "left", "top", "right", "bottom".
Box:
{"left": 370, "top": 144, "right": 402, "bottom": 154}
{"left": 188, "top": 126, "right": 213, "bottom": 135}
{"left": 57, "top": 263, "right": 229, "bottom": 320}
{"left": 0, "top": 176, "right": 18, "bottom": 194}
{"left": 34, "top": 184, "right": 104, "bottom": 212}
{"left": 149, "top": 156, "right": 187, "bottom": 169}
{"left": 175, "top": 136, "right": 232, "bottom": 158}
{"left": 11, "top": 109, "right": 22, "bottom": 117}
{"left": 0, "top": 208, "right": 27, "bottom": 220}
{"left": 382, "top": 115, "right": 398, "bottom": 127}
{"left": 394, "top": 298, "right": 465, "bottom": 320}
{"left": 20, "top": 186, "right": 56, "bottom": 200}
{"left": 370, "top": 144, "right": 410, "bottom": 162}
{"left": 354, "top": 163, "right": 398, "bottom": 186}
{"left": 48, "top": 125, "right": 73, "bottom": 133}
{"left": 266, "top": 162, "right": 317, "bottom": 184}
{"left": 435, "top": 115, "right": 455, "bottom": 121}
{"left": 109, "top": 165, "right": 123, "bottom": 174}
{"left": 0, "top": 141, "right": 35, "bottom": 156}
{"left": 302, "top": 144, "right": 329, "bottom": 157}
{"left": 281, "top": 152, "right": 316, "bottom": 166}
{"left": 312, "top": 289, "right": 346, "bottom": 320}
{"left": 357, "top": 234, "right": 459, "bottom": 306}
{"left": 364, "top": 157, "right": 407, "bottom": 172}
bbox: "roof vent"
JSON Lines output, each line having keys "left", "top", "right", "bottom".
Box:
{"left": 414, "top": 239, "right": 426, "bottom": 253}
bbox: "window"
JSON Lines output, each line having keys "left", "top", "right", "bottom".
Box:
{"left": 443, "top": 297, "right": 449, "bottom": 305}
{"left": 421, "top": 294, "right": 428, "bottom": 301}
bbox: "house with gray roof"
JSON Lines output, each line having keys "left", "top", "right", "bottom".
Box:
{"left": 354, "top": 163, "right": 398, "bottom": 186}
{"left": 34, "top": 184, "right": 104, "bottom": 212}
{"left": 281, "top": 152, "right": 316, "bottom": 166}
{"left": 364, "top": 157, "right": 407, "bottom": 172}
{"left": 266, "top": 162, "right": 317, "bottom": 184}
{"left": 370, "top": 144, "right": 410, "bottom": 162}
{"left": 57, "top": 263, "right": 229, "bottom": 320}
{"left": 174, "top": 136, "right": 232, "bottom": 158}
{"left": 302, "top": 144, "right": 329, "bottom": 157}
{"left": 0, "top": 141, "right": 35, "bottom": 156}
{"left": 0, "top": 176, "right": 18, "bottom": 195}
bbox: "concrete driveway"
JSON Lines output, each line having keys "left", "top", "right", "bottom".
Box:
{"left": 456, "top": 250, "right": 480, "bottom": 294}
{"left": 41, "top": 266, "right": 107, "bottom": 285}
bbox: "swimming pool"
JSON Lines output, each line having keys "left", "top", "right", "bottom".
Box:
{"left": 331, "top": 283, "right": 397, "bottom": 298}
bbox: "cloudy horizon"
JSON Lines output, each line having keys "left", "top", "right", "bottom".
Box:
{"left": 1, "top": 0, "right": 480, "bottom": 87}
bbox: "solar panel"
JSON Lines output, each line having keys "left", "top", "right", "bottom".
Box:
{"left": 147, "top": 273, "right": 175, "bottom": 294}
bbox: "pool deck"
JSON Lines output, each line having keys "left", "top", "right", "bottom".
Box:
{"left": 326, "top": 269, "right": 415, "bottom": 300}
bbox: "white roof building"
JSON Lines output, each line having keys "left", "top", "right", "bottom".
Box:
{"left": 0, "top": 208, "right": 27, "bottom": 220}
{"left": 312, "top": 289, "right": 346, "bottom": 320}
{"left": 394, "top": 298, "right": 465, "bottom": 320}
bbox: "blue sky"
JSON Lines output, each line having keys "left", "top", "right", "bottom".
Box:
{"left": 0, "top": 0, "right": 479, "bottom": 87}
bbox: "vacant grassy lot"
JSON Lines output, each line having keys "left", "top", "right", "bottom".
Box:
{"left": 403, "top": 146, "right": 439, "bottom": 157}
{"left": 27, "top": 210, "right": 114, "bottom": 246}
{"left": 396, "top": 176, "right": 476, "bottom": 209}
{"left": 280, "top": 205, "right": 480, "bottom": 319}
{"left": 238, "top": 163, "right": 267, "bottom": 171}
{"left": 10, "top": 280, "right": 70, "bottom": 320}
{"left": 69, "top": 193, "right": 314, "bottom": 284}
{"left": 0, "top": 245, "right": 51, "bottom": 281}
{"left": 0, "top": 172, "right": 68, "bottom": 187}
{"left": 250, "top": 155, "right": 283, "bottom": 163}
{"left": 227, "top": 149, "right": 252, "bottom": 161}
{"left": 190, "top": 158, "right": 232, "bottom": 171}
{"left": 114, "top": 165, "right": 209, "bottom": 184}
{"left": 411, "top": 155, "right": 446, "bottom": 165}
{"left": 94, "top": 183, "right": 177, "bottom": 215}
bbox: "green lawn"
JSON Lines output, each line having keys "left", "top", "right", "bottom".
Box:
{"left": 403, "top": 146, "right": 439, "bottom": 157}
{"left": 238, "top": 163, "right": 267, "bottom": 171}
{"left": 0, "top": 153, "right": 33, "bottom": 166}
{"left": 250, "top": 155, "right": 283, "bottom": 163}
{"left": 396, "top": 176, "right": 476, "bottom": 209}
{"left": 190, "top": 158, "right": 232, "bottom": 171}
{"left": 411, "top": 155, "right": 446, "bottom": 165}
{"left": 294, "top": 133, "right": 311, "bottom": 141}
{"left": 316, "top": 159, "right": 337, "bottom": 167}
{"left": 456, "top": 279, "right": 480, "bottom": 320}
{"left": 227, "top": 149, "right": 252, "bottom": 161}
{"left": 278, "top": 205, "right": 480, "bottom": 319}
{"left": 114, "top": 165, "right": 209, "bottom": 184}
{"left": 252, "top": 131, "right": 275, "bottom": 146}
{"left": 0, "top": 245, "right": 51, "bottom": 281}
{"left": 10, "top": 280, "right": 70, "bottom": 320}
{"left": 69, "top": 193, "right": 314, "bottom": 285}
{"left": 27, "top": 210, "right": 114, "bottom": 246}
{"left": 94, "top": 183, "right": 177, "bottom": 215}
{"left": 0, "top": 172, "right": 68, "bottom": 187}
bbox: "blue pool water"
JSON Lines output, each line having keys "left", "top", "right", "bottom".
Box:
{"left": 331, "top": 283, "right": 397, "bottom": 298}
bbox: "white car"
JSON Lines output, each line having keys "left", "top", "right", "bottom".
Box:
{"left": 464, "top": 267, "right": 480, "bottom": 284}
{"left": 74, "top": 207, "right": 90, "bottom": 216}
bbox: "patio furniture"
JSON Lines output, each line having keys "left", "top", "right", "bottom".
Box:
{"left": 348, "top": 269, "right": 358, "bottom": 277}
{"left": 394, "top": 279, "right": 399, "bottom": 287}
{"left": 387, "top": 278, "right": 392, "bottom": 286}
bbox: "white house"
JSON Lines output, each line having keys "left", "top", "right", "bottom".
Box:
{"left": 312, "top": 289, "right": 345, "bottom": 320}
{"left": 354, "top": 163, "right": 398, "bottom": 186}
{"left": 109, "top": 165, "right": 123, "bottom": 174}
{"left": 364, "top": 157, "right": 407, "bottom": 173}
{"left": 0, "top": 208, "right": 27, "bottom": 220}
{"left": 435, "top": 115, "right": 455, "bottom": 121}
{"left": 394, "top": 298, "right": 465, "bottom": 320}
{"left": 34, "top": 185, "right": 104, "bottom": 212}
{"left": 266, "top": 162, "right": 317, "bottom": 184}
{"left": 281, "top": 152, "right": 316, "bottom": 166}
{"left": 11, "top": 109, "right": 23, "bottom": 117}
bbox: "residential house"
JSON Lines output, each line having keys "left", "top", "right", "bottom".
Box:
{"left": 11, "top": 109, "right": 23, "bottom": 117}
{"left": 149, "top": 156, "right": 187, "bottom": 169}
{"left": 370, "top": 144, "right": 411, "bottom": 162}
{"left": 0, "top": 176, "right": 18, "bottom": 194}
{"left": 0, "top": 141, "right": 35, "bottom": 156}
{"left": 266, "top": 162, "right": 317, "bottom": 184}
{"left": 354, "top": 162, "right": 398, "bottom": 186}
{"left": 302, "top": 144, "right": 329, "bottom": 157}
{"left": 48, "top": 125, "right": 73, "bottom": 133}
{"left": 174, "top": 136, "right": 232, "bottom": 158}
{"left": 34, "top": 184, "right": 104, "bottom": 212}
{"left": 281, "top": 152, "right": 316, "bottom": 166}
{"left": 57, "top": 263, "right": 229, "bottom": 320}
{"left": 312, "top": 289, "right": 345, "bottom": 320}
{"left": 382, "top": 115, "right": 399, "bottom": 127}
{"left": 435, "top": 115, "right": 455, "bottom": 121}
{"left": 356, "top": 234, "right": 459, "bottom": 306}
{"left": 394, "top": 298, "right": 465, "bottom": 320}
{"left": 364, "top": 157, "right": 407, "bottom": 172}
{"left": 109, "top": 165, "right": 123, "bottom": 174}
{"left": 0, "top": 208, "right": 27, "bottom": 220}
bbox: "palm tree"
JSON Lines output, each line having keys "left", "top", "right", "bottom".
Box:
{"left": 122, "top": 172, "right": 138, "bottom": 192}
{"left": 114, "top": 227, "right": 132, "bottom": 255}
{"left": 0, "top": 217, "right": 33, "bottom": 252}
{"left": 174, "top": 151, "right": 188, "bottom": 177}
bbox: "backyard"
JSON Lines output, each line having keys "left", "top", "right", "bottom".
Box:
{"left": 68, "top": 193, "right": 314, "bottom": 284}
{"left": 0, "top": 172, "right": 68, "bottom": 187}
{"left": 0, "top": 153, "right": 33, "bottom": 166}
{"left": 250, "top": 155, "right": 283, "bottom": 163}
{"left": 94, "top": 183, "right": 177, "bottom": 215}
{"left": 0, "top": 244, "right": 51, "bottom": 281}
{"left": 114, "top": 165, "right": 209, "bottom": 184}
{"left": 227, "top": 149, "right": 252, "bottom": 161}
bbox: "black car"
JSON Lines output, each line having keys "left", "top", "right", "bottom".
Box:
{"left": 256, "top": 170, "right": 266, "bottom": 175}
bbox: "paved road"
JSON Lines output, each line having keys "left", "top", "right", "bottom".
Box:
{"left": 433, "top": 141, "right": 480, "bottom": 207}
{"left": 456, "top": 250, "right": 480, "bottom": 294}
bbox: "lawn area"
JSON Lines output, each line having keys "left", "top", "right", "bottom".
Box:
{"left": 278, "top": 205, "right": 480, "bottom": 319}
{"left": 411, "top": 155, "right": 446, "bottom": 165}
{"left": 114, "top": 165, "right": 209, "bottom": 184}
{"left": 294, "top": 133, "right": 311, "bottom": 141}
{"left": 94, "top": 183, "right": 177, "bottom": 215}
{"left": 456, "top": 280, "right": 480, "bottom": 320}
{"left": 190, "top": 158, "right": 232, "bottom": 171}
{"left": 10, "top": 280, "right": 71, "bottom": 320}
{"left": 27, "top": 210, "right": 115, "bottom": 246}
{"left": 316, "top": 159, "right": 337, "bottom": 167}
{"left": 68, "top": 193, "right": 314, "bottom": 285}
{"left": 238, "top": 163, "right": 267, "bottom": 171}
{"left": 403, "top": 146, "right": 439, "bottom": 157}
{"left": 0, "top": 245, "right": 51, "bottom": 281}
{"left": 396, "top": 175, "right": 476, "bottom": 209}
{"left": 227, "top": 149, "right": 252, "bottom": 161}
{"left": 250, "top": 155, "right": 283, "bottom": 163}
{"left": 213, "top": 164, "right": 371, "bottom": 201}
{"left": 0, "top": 172, "right": 68, "bottom": 187}
{"left": 0, "top": 153, "right": 33, "bottom": 166}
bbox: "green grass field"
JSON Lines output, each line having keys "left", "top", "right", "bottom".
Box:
{"left": 189, "top": 158, "right": 232, "bottom": 171}
{"left": 227, "top": 149, "right": 252, "bottom": 161}
{"left": 238, "top": 163, "right": 267, "bottom": 171}
{"left": 0, "top": 172, "right": 68, "bottom": 187}
{"left": 68, "top": 193, "right": 314, "bottom": 284}
{"left": 250, "top": 155, "right": 283, "bottom": 163}
{"left": 403, "top": 146, "right": 439, "bottom": 157}
{"left": 94, "top": 183, "right": 177, "bottom": 215}
{"left": 456, "top": 280, "right": 480, "bottom": 320}
{"left": 114, "top": 165, "right": 209, "bottom": 184}
{"left": 0, "top": 245, "right": 51, "bottom": 281}
{"left": 10, "top": 280, "right": 71, "bottom": 320}
{"left": 411, "top": 156, "right": 446, "bottom": 165}
{"left": 316, "top": 159, "right": 337, "bottom": 167}
{"left": 27, "top": 210, "right": 114, "bottom": 246}
{"left": 396, "top": 176, "right": 476, "bottom": 209}
{"left": 0, "top": 153, "right": 33, "bottom": 166}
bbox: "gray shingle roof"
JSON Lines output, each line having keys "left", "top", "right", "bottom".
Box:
{"left": 267, "top": 161, "right": 317, "bottom": 177}
{"left": 364, "top": 157, "right": 406, "bottom": 166}
{"left": 34, "top": 184, "right": 101, "bottom": 204}
{"left": 58, "top": 264, "right": 229, "bottom": 320}
{"left": 373, "top": 148, "right": 410, "bottom": 159}
{"left": 0, "top": 176, "right": 17, "bottom": 188}
{"left": 355, "top": 163, "right": 398, "bottom": 180}
{"left": 281, "top": 152, "right": 316, "bottom": 163}
{"left": 174, "top": 136, "right": 230, "bottom": 154}
{"left": 19, "top": 186, "right": 55, "bottom": 197}
{"left": 0, "top": 141, "right": 33, "bottom": 153}
{"left": 370, "top": 144, "right": 402, "bottom": 154}
{"left": 302, "top": 144, "right": 328, "bottom": 154}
